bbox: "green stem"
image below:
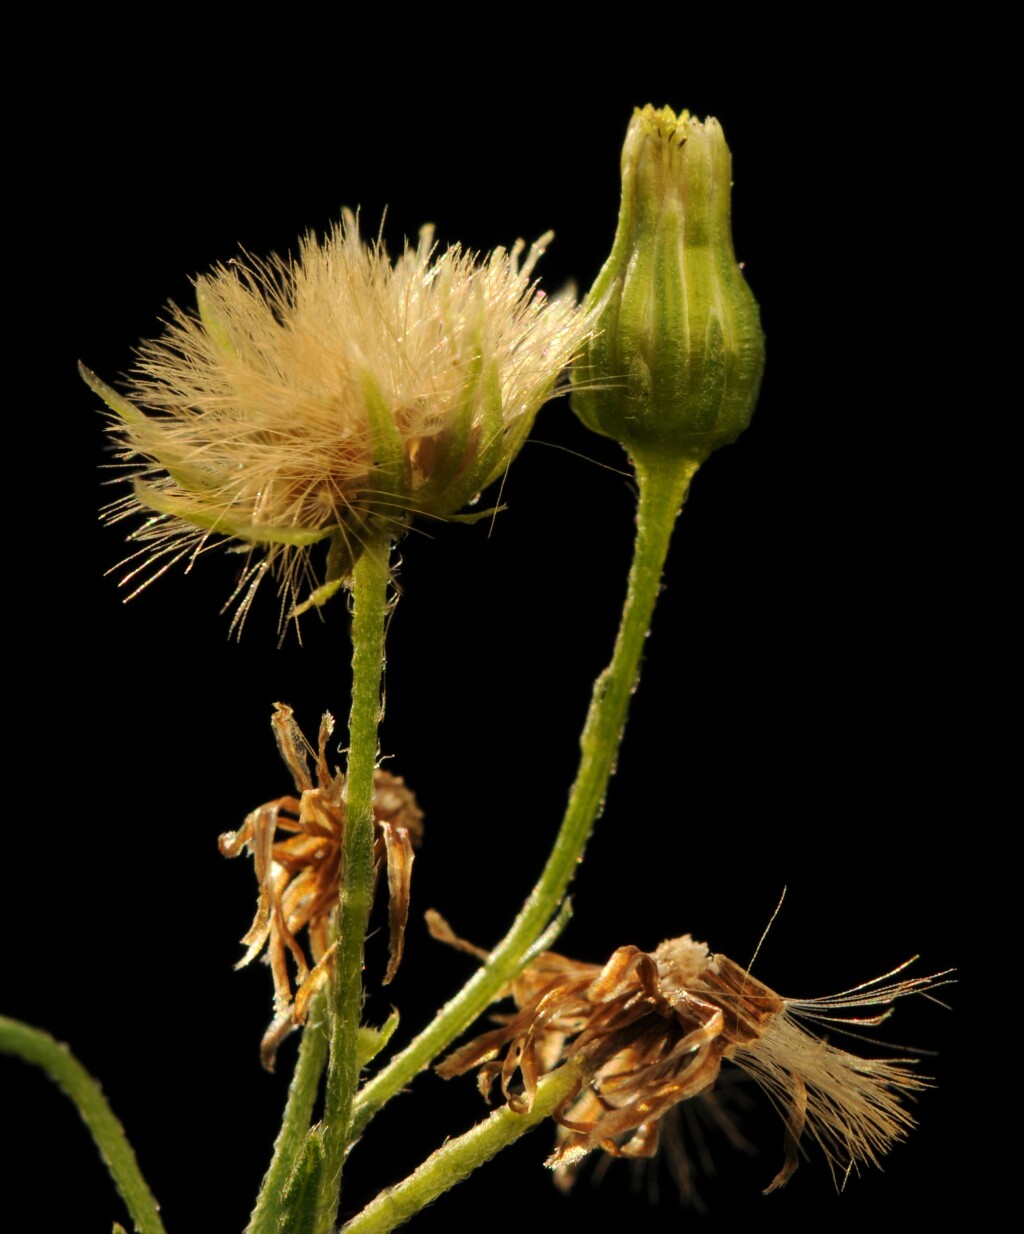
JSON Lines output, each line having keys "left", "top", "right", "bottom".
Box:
{"left": 0, "top": 1015, "right": 167, "bottom": 1234}
{"left": 353, "top": 454, "right": 697, "bottom": 1135}
{"left": 245, "top": 993, "right": 329, "bottom": 1234}
{"left": 343, "top": 1061, "right": 584, "bottom": 1234}
{"left": 317, "top": 537, "right": 394, "bottom": 1232}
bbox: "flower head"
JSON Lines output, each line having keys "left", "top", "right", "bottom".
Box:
{"left": 571, "top": 105, "right": 765, "bottom": 465}
{"left": 84, "top": 211, "right": 589, "bottom": 627}
{"left": 220, "top": 703, "right": 423, "bottom": 1068}
{"left": 435, "top": 930, "right": 950, "bottom": 1193}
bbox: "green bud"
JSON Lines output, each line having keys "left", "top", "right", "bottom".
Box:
{"left": 572, "top": 105, "right": 765, "bottom": 465}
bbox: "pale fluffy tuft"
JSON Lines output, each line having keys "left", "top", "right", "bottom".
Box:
{"left": 91, "top": 211, "right": 590, "bottom": 628}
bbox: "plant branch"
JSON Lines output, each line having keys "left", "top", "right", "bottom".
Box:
{"left": 342, "top": 1061, "right": 584, "bottom": 1234}
{"left": 316, "top": 537, "right": 394, "bottom": 1232}
{"left": 0, "top": 1015, "right": 167, "bottom": 1234}
{"left": 353, "top": 454, "right": 697, "bottom": 1134}
{"left": 245, "top": 993, "right": 329, "bottom": 1234}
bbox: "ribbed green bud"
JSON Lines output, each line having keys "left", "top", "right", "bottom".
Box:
{"left": 572, "top": 105, "right": 765, "bottom": 465}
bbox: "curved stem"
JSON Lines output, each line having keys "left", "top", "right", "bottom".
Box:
{"left": 245, "top": 993, "right": 329, "bottom": 1234}
{"left": 317, "top": 537, "right": 394, "bottom": 1232}
{"left": 342, "top": 1061, "right": 584, "bottom": 1234}
{"left": 353, "top": 454, "right": 697, "bottom": 1134}
{"left": 0, "top": 1015, "right": 167, "bottom": 1234}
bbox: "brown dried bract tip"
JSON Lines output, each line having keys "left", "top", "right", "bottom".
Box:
{"left": 220, "top": 702, "right": 423, "bottom": 1068}
{"left": 434, "top": 929, "right": 951, "bottom": 1193}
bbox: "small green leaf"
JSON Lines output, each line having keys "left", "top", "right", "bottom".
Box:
{"left": 444, "top": 504, "right": 504, "bottom": 525}
{"left": 291, "top": 575, "right": 347, "bottom": 617}
{"left": 79, "top": 363, "right": 147, "bottom": 425}
{"left": 195, "top": 280, "right": 239, "bottom": 357}
{"left": 277, "top": 1126, "right": 327, "bottom": 1233}
{"left": 356, "top": 1008, "right": 400, "bottom": 1069}
{"left": 132, "top": 481, "right": 334, "bottom": 546}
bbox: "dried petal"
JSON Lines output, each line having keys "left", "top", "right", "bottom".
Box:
{"left": 381, "top": 824, "right": 415, "bottom": 986}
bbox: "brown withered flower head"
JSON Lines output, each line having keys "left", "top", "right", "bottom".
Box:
{"left": 220, "top": 703, "right": 423, "bottom": 1068}
{"left": 435, "top": 927, "right": 950, "bottom": 1193}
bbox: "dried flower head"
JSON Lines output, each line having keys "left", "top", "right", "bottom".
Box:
{"left": 435, "top": 928, "right": 950, "bottom": 1193}
{"left": 84, "top": 211, "right": 590, "bottom": 628}
{"left": 552, "top": 1073, "right": 755, "bottom": 1209}
{"left": 220, "top": 703, "right": 423, "bottom": 1068}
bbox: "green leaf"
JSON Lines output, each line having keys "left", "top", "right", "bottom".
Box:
{"left": 79, "top": 362, "right": 147, "bottom": 425}
{"left": 357, "top": 1009, "right": 400, "bottom": 1070}
{"left": 132, "top": 480, "right": 335, "bottom": 546}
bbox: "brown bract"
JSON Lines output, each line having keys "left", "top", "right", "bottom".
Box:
{"left": 434, "top": 928, "right": 950, "bottom": 1193}
{"left": 220, "top": 703, "right": 423, "bottom": 1068}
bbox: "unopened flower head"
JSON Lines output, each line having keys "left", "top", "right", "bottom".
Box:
{"left": 84, "top": 211, "right": 589, "bottom": 627}
{"left": 572, "top": 105, "right": 765, "bottom": 465}
{"left": 435, "top": 929, "right": 950, "bottom": 1194}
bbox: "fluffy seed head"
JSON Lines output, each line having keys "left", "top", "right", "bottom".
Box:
{"left": 434, "top": 929, "right": 951, "bottom": 1194}
{"left": 84, "top": 211, "right": 590, "bottom": 629}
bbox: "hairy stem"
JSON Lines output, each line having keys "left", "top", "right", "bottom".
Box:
{"left": 343, "top": 1061, "right": 584, "bottom": 1234}
{"left": 245, "top": 993, "right": 329, "bottom": 1234}
{"left": 317, "top": 538, "right": 394, "bottom": 1232}
{"left": 0, "top": 1015, "right": 167, "bottom": 1234}
{"left": 353, "top": 455, "right": 697, "bottom": 1133}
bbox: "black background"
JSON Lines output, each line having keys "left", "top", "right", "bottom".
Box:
{"left": 6, "top": 6, "right": 997, "bottom": 1231}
